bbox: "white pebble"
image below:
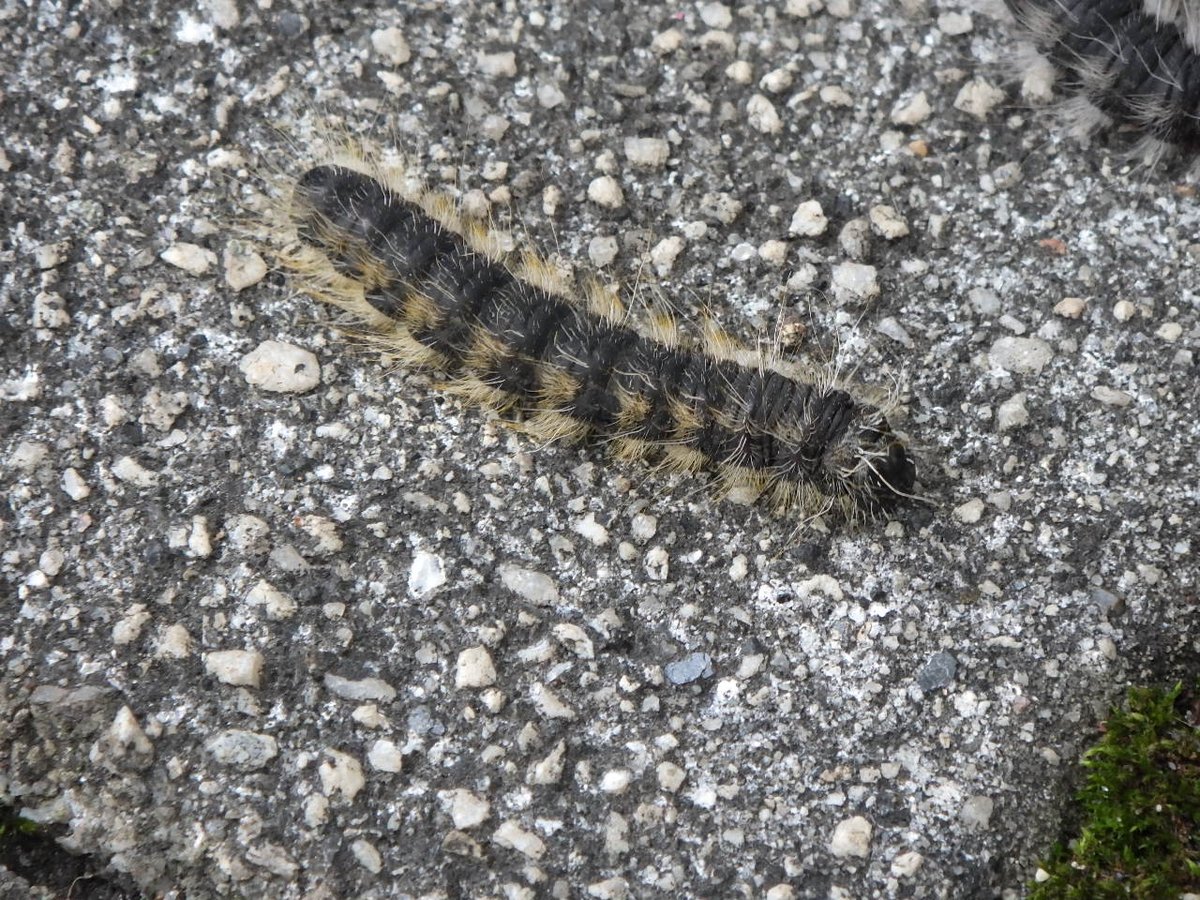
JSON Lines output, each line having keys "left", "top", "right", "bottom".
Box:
{"left": 699, "top": 1, "right": 732, "bottom": 28}
{"left": 960, "top": 795, "right": 994, "bottom": 830}
{"left": 875, "top": 316, "right": 913, "bottom": 348}
{"left": 891, "top": 851, "right": 924, "bottom": 877}
{"left": 651, "top": 28, "right": 684, "bottom": 53}
{"left": 587, "top": 175, "right": 625, "bottom": 209}
{"left": 868, "top": 204, "right": 909, "bottom": 240}
{"left": 829, "top": 816, "right": 873, "bottom": 858}
{"left": 746, "top": 94, "right": 782, "bottom": 134}
{"left": 204, "top": 649, "right": 264, "bottom": 687}
{"left": 351, "top": 839, "right": 382, "bottom": 874}
{"left": 954, "top": 79, "right": 1005, "bottom": 119}
{"left": 996, "top": 393, "right": 1030, "bottom": 431}
{"left": 758, "top": 240, "right": 788, "bottom": 266}
{"left": 477, "top": 51, "right": 517, "bottom": 77}
{"left": 1156, "top": 321, "right": 1183, "bottom": 342}
{"left": 937, "top": 12, "right": 973, "bottom": 34}
{"left": 831, "top": 262, "right": 880, "bottom": 304}
{"left": 319, "top": 749, "right": 365, "bottom": 799}
{"left": 367, "top": 739, "right": 404, "bottom": 773}
{"left": 112, "top": 456, "right": 159, "bottom": 487}
{"left": 725, "top": 60, "right": 753, "bottom": 84}
{"left": 623, "top": 136, "right": 669, "bottom": 168}
{"left": 819, "top": 84, "right": 854, "bottom": 108}
{"left": 656, "top": 761, "right": 685, "bottom": 793}
{"left": 161, "top": 242, "right": 216, "bottom": 276}
{"left": 537, "top": 82, "right": 566, "bottom": 108}
{"left": 651, "top": 236, "right": 685, "bottom": 275}
{"left": 493, "top": 821, "right": 546, "bottom": 859}
{"left": 246, "top": 579, "right": 297, "bottom": 620}
{"left": 588, "top": 235, "right": 618, "bottom": 267}
{"left": 891, "top": 91, "right": 931, "bottom": 126}
{"left": 1091, "top": 386, "right": 1133, "bottom": 408}
{"left": 1054, "top": 297, "right": 1086, "bottom": 319}
{"left": 62, "top": 467, "right": 91, "bottom": 500}
{"left": 1112, "top": 299, "right": 1136, "bottom": 321}
{"left": 499, "top": 565, "right": 559, "bottom": 605}
{"left": 789, "top": 200, "right": 828, "bottom": 237}
{"left": 370, "top": 27, "right": 411, "bottom": 65}
{"left": 239, "top": 340, "right": 320, "bottom": 393}
{"left": 205, "top": 730, "right": 278, "bottom": 769}
{"left": 155, "top": 624, "right": 192, "bottom": 659}
{"left": 439, "top": 789, "right": 490, "bottom": 829}
{"left": 573, "top": 512, "right": 610, "bottom": 546}
{"left": 324, "top": 673, "right": 396, "bottom": 702}
{"left": 552, "top": 623, "right": 594, "bottom": 659}
{"left": 953, "top": 498, "right": 985, "bottom": 524}
{"left": 455, "top": 646, "right": 498, "bottom": 689}
{"left": 630, "top": 513, "right": 657, "bottom": 543}
{"left": 408, "top": 550, "right": 446, "bottom": 598}
{"left": 529, "top": 740, "right": 567, "bottom": 785}
{"left": 530, "top": 682, "right": 576, "bottom": 719}
{"left": 644, "top": 547, "right": 669, "bottom": 581}
{"left": 988, "top": 336, "right": 1053, "bottom": 375}
{"left": 759, "top": 67, "right": 793, "bottom": 93}
{"left": 600, "top": 768, "right": 633, "bottom": 794}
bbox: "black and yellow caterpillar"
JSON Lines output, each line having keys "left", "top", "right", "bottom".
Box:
{"left": 273, "top": 152, "right": 917, "bottom": 522}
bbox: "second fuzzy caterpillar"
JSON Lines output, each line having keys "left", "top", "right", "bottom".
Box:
{"left": 279, "top": 157, "right": 917, "bottom": 521}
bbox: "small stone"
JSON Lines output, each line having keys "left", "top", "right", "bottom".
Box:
{"left": 600, "top": 769, "right": 633, "bottom": 794}
{"left": 876, "top": 316, "right": 913, "bottom": 348}
{"left": 868, "top": 205, "right": 909, "bottom": 240}
{"left": 587, "top": 175, "right": 625, "bottom": 209}
{"left": 992, "top": 161, "right": 1023, "bottom": 190}
{"left": 225, "top": 514, "right": 270, "bottom": 554}
{"left": 240, "top": 340, "right": 320, "bottom": 393}
{"left": 1054, "top": 297, "right": 1086, "bottom": 319}
{"left": 725, "top": 60, "right": 753, "bottom": 84}
{"left": 351, "top": 838, "right": 382, "bottom": 874}
{"left": 656, "top": 761, "right": 686, "bottom": 793}
{"left": 1156, "top": 321, "right": 1183, "bottom": 342}
{"left": 32, "top": 291, "right": 69, "bottom": 329}
{"left": 1112, "top": 299, "right": 1137, "bottom": 321}
{"left": 746, "top": 94, "right": 782, "bottom": 134}
{"left": 456, "top": 646, "right": 498, "bottom": 689}
{"left": 408, "top": 550, "right": 446, "bottom": 598}
{"left": 969, "top": 287, "right": 1001, "bottom": 316}
{"left": 916, "top": 651, "right": 957, "bottom": 691}
{"left": 573, "top": 513, "right": 610, "bottom": 546}
{"left": 324, "top": 674, "right": 396, "bottom": 702}
{"left": 624, "top": 136, "right": 669, "bottom": 168}
{"left": 500, "top": 565, "right": 559, "bottom": 605}
{"left": 938, "top": 11, "right": 973, "bottom": 34}
{"left": 371, "top": 26, "right": 411, "bottom": 65}
{"left": 1091, "top": 386, "right": 1133, "bottom": 408}
{"left": 789, "top": 200, "right": 828, "bottom": 237}
{"left": 988, "top": 336, "right": 1053, "bottom": 375}
{"left": 204, "top": 649, "right": 264, "bottom": 687}
{"left": 439, "top": 789, "right": 490, "bottom": 829}
{"left": 829, "top": 815, "right": 873, "bottom": 858}
{"left": 651, "top": 28, "right": 684, "bottom": 53}
{"left": 589, "top": 235, "right": 618, "bottom": 267}
{"left": 953, "top": 499, "right": 985, "bottom": 524}
{"left": 996, "top": 393, "right": 1030, "bottom": 431}
{"left": 537, "top": 81, "right": 566, "bottom": 108}
{"left": 90, "top": 706, "right": 153, "bottom": 767}
{"left": 205, "top": 730, "right": 278, "bottom": 769}
{"left": 699, "top": 1, "right": 732, "bottom": 27}
{"left": 493, "top": 821, "right": 546, "bottom": 859}
{"left": 752, "top": 66, "right": 791, "bottom": 96}
{"left": 112, "top": 456, "right": 159, "bottom": 487}
{"left": 161, "top": 242, "right": 216, "bottom": 276}
{"left": 530, "top": 682, "right": 576, "bottom": 719}
{"left": 891, "top": 91, "right": 931, "bottom": 126}
{"left": 651, "top": 236, "right": 685, "bottom": 275}
{"left": 891, "top": 851, "right": 924, "bottom": 877}
{"left": 223, "top": 245, "right": 267, "bottom": 291}
{"left": 954, "top": 78, "right": 1005, "bottom": 119}
{"left": 246, "top": 580, "right": 297, "bottom": 619}
{"left": 112, "top": 604, "right": 151, "bottom": 645}
{"left": 643, "top": 547, "right": 669, "bottom": 581}
{"left": 838, "top": 218, "right": 870, "bottom": 259}
{"left": 765, "top": 887, "right": 796, "bottom": 900}
{"left": 819, "top": 84, "right": 853, "bottom": 107}
{"left": 552, "top": 623, "right": 594, "bottom": 659}
{"left": 319, "top": 749, "right": 365, "bottom": 799}
{"left": 758, "top": 240, "right": 788, "bottom": 265}
{"left": 529, "top": 739, "right": 567, "bottom": 785}
{"left": 831, "top": 262, "right": 880, "bottom": 305}
{"left": 367, "top": 739, "right": 404, "bottom": 773}
{"left": 665, "top": 652, "right": 714, "bottom": 685}
{"left": 477, "top": 51, "right": 517, "bottom": 77}
{"left": 587, "top": 878, "right": 629, "bottom": 900}
{"left": 62, "top": 467, "right": 91, "bottom": 500}
{"left": 156, "top": 624, "right": 192, "bottom": 659}
{"left": 960, "top": 795, "right": 994, "bottom": 830}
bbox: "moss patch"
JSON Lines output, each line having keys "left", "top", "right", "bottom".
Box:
{"left": 1031, "top": 682, "right": 1200, "bottom": 899}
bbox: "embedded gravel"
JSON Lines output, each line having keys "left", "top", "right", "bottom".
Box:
{"left": 1, "top": 1, "right": 1197, "bottom": 898}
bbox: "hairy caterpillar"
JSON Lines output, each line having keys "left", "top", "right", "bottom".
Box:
{"left": 268, "top": 146, "right": 917, "bottom": 522}
{"left": 1005, "top": 0, "right": 1200, "bottom": 157}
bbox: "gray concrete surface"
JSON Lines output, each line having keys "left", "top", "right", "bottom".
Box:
{"left": 1, "top": 1, "right": 1197, "bottom": 897}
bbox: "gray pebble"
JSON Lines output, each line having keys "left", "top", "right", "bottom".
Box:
{"left": 665, "top": 652, "right": 714, "bottom": 685}
{"left": 916, "top": 651, "right": 957, "bottom": 691}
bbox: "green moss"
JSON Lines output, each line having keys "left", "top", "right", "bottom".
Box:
{"left": 0, "top": 807, "right": 40, "bottom": 843}
{"left": 1031, "top": 682, "right": 1200, "bottom": 899}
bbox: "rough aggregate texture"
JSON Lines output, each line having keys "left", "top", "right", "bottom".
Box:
{"left": 1, "top": 1, "right": 1197, "bottom": 898}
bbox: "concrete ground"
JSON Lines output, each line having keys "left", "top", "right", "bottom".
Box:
{"left": 1, "top": 1, "right": 1196, "bottom": 897}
